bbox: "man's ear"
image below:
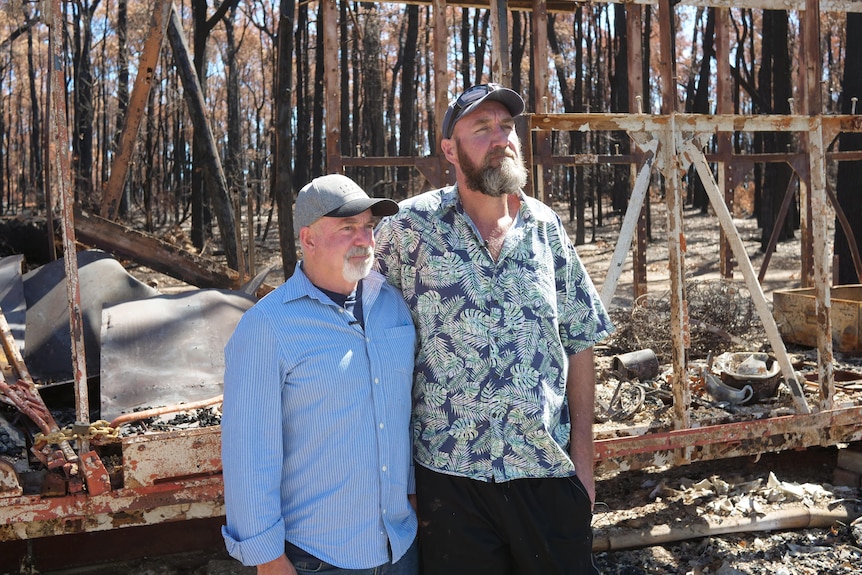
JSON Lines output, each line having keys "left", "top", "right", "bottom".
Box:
{"left": 299, "top": 226, "right": 314, "bottom": 252}
{"left": 441, "top": 138, "right": 458, "bottom": 165}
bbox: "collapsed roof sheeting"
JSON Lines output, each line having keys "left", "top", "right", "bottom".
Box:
{"left": 22, "top": 250, "right": 159, "bottom": 383}
{"left": 99, "top": 289, "right": 254, "bottom": 422}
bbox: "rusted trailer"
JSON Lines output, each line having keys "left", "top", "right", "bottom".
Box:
{"left": 4, "top": 0, "right": 862, "bottom": 571}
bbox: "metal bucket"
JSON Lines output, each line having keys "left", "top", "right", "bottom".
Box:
{"left": 611, "top": 349, "right": 660, "bottom": 381}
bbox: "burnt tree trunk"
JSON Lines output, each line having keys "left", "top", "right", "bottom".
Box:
{"left": 397, "top": 5, "right": 420, "bottom": 199}
{"left": 361, "top": 3, "right": 385, "bottom": 191}
{"left": 72, "top": 0, "right": 99, "bottom": 208}
{"left": 276, "top": 0, "right": 298, "bottom": 279}
{"left": 294, "top": 1, "right": 310, "bottom": 189}
{"left": 757, "top": 9, "right": 796, "bottom": 252}
{"left": 835, "top": 13, "right": 862, "bottom": 284}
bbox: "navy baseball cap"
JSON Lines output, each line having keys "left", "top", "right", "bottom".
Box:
{"left": 441, "top": 83, "right": 525, "bottom": 139}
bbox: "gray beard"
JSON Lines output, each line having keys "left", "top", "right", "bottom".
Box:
{"left": 459, "top": 144, "right": 528, "bottom": 198}
{"left": 342, "top": 247, "right": 374, "bottom": 283}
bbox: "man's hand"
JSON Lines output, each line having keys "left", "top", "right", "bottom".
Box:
{"left": 257, "top": 554, "right": 297, "bottom": 575}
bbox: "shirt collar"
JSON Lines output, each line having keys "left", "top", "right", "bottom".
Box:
{"left": 281, "top": 261, "right": 384, "bottom": 306}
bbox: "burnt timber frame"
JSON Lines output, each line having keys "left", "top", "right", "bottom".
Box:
{"left": 322, "top": 0, "right": 862, "bottom": 472}
{"left": 3, "top": 0, "right": 862, "bottom": 546}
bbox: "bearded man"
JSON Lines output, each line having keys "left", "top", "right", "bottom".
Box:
{"left": 375, "top": 84, "right": 613, "bottom": 575}
{"left": 222, "top": 174, "right": 418, "bottom": 575}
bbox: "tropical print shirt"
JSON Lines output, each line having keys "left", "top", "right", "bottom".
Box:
{"left": 375, "top": 185, "right": 614, "bottom": 482}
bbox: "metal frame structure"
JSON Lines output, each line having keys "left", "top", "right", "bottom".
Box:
{"left": 3, "top": 0, "right": 862, "bottom": 547}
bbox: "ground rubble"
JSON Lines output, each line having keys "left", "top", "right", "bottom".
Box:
{"left": 592, "top": 447, "right": 862, "bottom": 574}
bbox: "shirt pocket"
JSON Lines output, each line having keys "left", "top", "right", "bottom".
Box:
{"left": 380, "top": 324, "right": 417, "bottom": 376}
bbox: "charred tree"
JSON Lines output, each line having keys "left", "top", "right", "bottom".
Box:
{"left": 294, "top": 1, "right": 310, "bottom": 189}
{"left": 340, "top": 0, "right": 352, "bottom": 158}
{"left": 397, "top": 5, "right": 420, "bottom": 199}
{"left": 71, "top": 0, "right": 100, "bottom": 208}
{"left": 835, "top": 13, "right": 862, "bottom": 284}
{"left": 275, "top": 0, "right": 298, "bottom": 279}
{"left": 189, "top": 0, "right": 238, "bottom": 254}
{"left": 223, "top": 6, "right": 245, "bottom": 208}
{"left": 610, "top": 2, "right": 630, "bottom": 215}
{"left": 511, "top": 12, "right": 526, "bottom": 94}
{"left": 361, "top": 3, "right": 385, "bottom": 191}
{"left": 685, "top": 7, "right": 716, "bottom": 214}
{"left": 312, "top": 4, "right": 325, "bottom": 179}
{"left": 113, "top": 0, "right": 129, "bottom": 216}
{"left": 756, "top": 9, "right": 796, "bottom": 252}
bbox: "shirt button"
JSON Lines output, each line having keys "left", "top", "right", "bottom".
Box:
{"left": 382, "top": 465, "right": 388, "bottom": 472}
{"left": 374, "top": 378, "right": 380, "bottom": 384}
{"left": 379, "top": 422, "right": 384, "bottom": 429}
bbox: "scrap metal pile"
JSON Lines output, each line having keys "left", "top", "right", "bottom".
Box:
{"left": 0, "top": 250, "right": 255, "bottom": 535}
{"left": 596, "top": 279, "right": 862, "bottom": 435}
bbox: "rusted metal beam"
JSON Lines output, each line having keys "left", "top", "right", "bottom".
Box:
{"left": 808, "top": 117, "right": 836, "bottom": 410}
{"left": 595, "top": 405, "right": 862, "bottom": 474}
{"left": 656, "top": 0, "right": 691, "bottom": 450}
{"left": 0, "top": 425, "right": 223, "bottom": 541}
{"left": 47, "top": 0, "right": 90, "bottom": 438}
{"left": 0, "top": 477, "right": 224, "bottom": 541}
{"left": 715, "top": 7, "right": 735, "bottom": 280}
{"left": 531, "top": 112, "right": 862, "bottom": 133}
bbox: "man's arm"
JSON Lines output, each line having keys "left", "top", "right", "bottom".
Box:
{"left": 566, "top": 346, "right": 597, "bottom": 507}
{"left": 222, "top": 313, "right": 289, "bottom": 566}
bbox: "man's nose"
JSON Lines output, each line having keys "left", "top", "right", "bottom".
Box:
{"left": 491, "top": 123, "right": 515, "bottom": 146}
{"left": 356, "top": 227, "right": 374, "bottom": 246}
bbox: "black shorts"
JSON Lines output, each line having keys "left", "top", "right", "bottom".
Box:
{"left": 415, "top": 465, "right": 598, "bottom": 575}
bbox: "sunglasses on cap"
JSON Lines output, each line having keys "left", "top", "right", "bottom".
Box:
{"left": 442, "top": 83, "right": 524, "bottom": 139}
{"left": 453, "top": 84, "right": 504, "bottom": 113}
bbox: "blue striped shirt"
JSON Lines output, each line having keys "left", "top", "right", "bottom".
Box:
{"left": 221, "top": 264, "right": 418, "bottom": 568}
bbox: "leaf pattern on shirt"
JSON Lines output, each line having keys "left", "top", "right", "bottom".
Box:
{"left": 376, "top": 186, "right": 614, "bottom": 481}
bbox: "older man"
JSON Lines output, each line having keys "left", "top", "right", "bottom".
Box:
{"left": 222, "top": 174, "right": 418, "bottom": 575}
{"left": 375, "top": 84, "right": 613, "bottom": 575}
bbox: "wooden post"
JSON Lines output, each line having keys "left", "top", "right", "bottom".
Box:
{"left": 323, "top": 0, "right": 341, "bottom": 174}
{"left": 715, "top": 7, "right": 735, "bottom": 279}
{"left": 626, "top": 3, "right": 648, "bottom": 301}
{"left": 532, "top": 0, "right": 551, "bottom": 202}
{"left": 47, "top": 0, "right": 90, "bottom": 436}
{"left": 101, "top": 0, "right": 172, "bottom": 221}
{"left": 433, "top": 0, "right": 453, "bottom": 185}
{"left": 658, "top": 0, "right": 691, "bottom": 435}
{"left": 489, "top": 0, "right": 511, "bottom": 86}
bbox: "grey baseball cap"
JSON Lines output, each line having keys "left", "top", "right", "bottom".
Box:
{"left": 293, "top": 174, "right": 398, "bottom": 230}
{"left": 442, "top": 83, "right": 525, "bottom": 139}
